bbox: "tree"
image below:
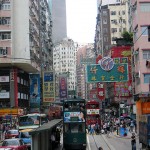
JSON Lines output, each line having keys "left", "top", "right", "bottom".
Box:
{"left": 121, "top": 31, "right": 133, "bottom": 44}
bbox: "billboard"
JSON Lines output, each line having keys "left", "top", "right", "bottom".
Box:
{"left": 86, "top": 63, "right": 128, "bottom": 83}
{"left": 29, "top": 74, "right": 40, "bottom": 111}
{"left": 64, "top": 112, "right": 85, "bottom": 122}
{"left": 59, "top": 75, "right": 68, "bottom": 99}
{"left": 43, "top": 72, "right": 55, "bottom": 102}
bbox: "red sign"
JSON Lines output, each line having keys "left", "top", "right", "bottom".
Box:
{"left": 96, "top": 55, "right": 105, "bottom": 101}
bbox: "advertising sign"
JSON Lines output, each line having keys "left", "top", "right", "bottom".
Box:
{"left": 0, "top": 76, "right": 9, "bottom": 82}
{"left": 0, "top": 92, "right": 9, "bottom": 98}
{"left": 64, "top": 112, "right": 85, "bottom": 122}
{"left": 29, "top": 74, "right": 40, "bottom": 110}
{"left": 142, "top": 102, "right": 150, "bottom": 114}
{"left": 43, "top": 72, "right": 55, "bottom": 102}
{"left": 59, "top": 75, "right": 68, "bottom": 99}
{"left": 86, "top": 63, "right": 128, "bottom": 83}
{"left": 114, "top": 82, "right": 132, "bottom": 97}
{"left": 87, "top": 109, "right": 99, "bottom": 115}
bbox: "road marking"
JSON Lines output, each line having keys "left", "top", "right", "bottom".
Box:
{"left": 87, "top": 135, "right": 91, "bottom": 150}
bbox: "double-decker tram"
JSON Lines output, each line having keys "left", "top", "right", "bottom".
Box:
{"left": 86, "top": 100, "right": 100, "bottom": 127}
{"left": 63, "top": 97, "right": 86, "bottom": 150}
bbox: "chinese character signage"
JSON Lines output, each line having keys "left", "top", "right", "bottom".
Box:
{"left": 43, "top": 72, "right": 55, "bottom": 102}
{"left": 86, "top": 64, "right": 128, "bottom": 83}
{"left": 97, "top": 82, "right": 105, "bottom": 100}
{"left": 59, "top": 75, "right": 68, "bottom": 99}
{"left": 114, "top": 82, "right": 132, "bottom": 97}
{"left": 29, "top": 74, "right": 40, "bottom": 111}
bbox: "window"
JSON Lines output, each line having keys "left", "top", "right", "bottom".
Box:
{"left": 111, "top": 11, "right": 116, "bottom": 15}
{"left": 0, "top": 17, "right": 11, "bottom": 25}
{"left": 144, "top": 74, "right": 150, "bottom": 83}
{"left": 103, "top": 28, "right": 108, "bottom": 33}
{"left": 0, "top": 47, "right": 8, "bottom": 55}
{"left": 2, "top": 4, "right": 11, "bottom": 10}
{"left": 122, "top": 11, "right": 125, "bottom": 15}
{"left": 0, "top": 32, "right": 11, "bottom": 40}
{"left": 111, "top": 20, "right": 117, "bottom": 24}
{"left": 143, "top": 50, "right": 150, "bottom": 59}
{"left": 141, "top": 26, "right": 148, "bottom": 35}
{"left": 134, "top": 27, "right": 138, "bottom": 41}
{"left": 103, "top": 19, "right": 107, "bottom": 24}
{"left": 111, "top": 28, "right": 117, "bottom": 33}
{"left": 103, "top": 10, "right": 107, "bottom": 16}
{"left": 140, "top": 3, "right": 150, "bottom": 12}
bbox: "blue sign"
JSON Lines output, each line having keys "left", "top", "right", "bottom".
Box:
{"left": 29, "top": 74, "right": 40, "bottom": 109}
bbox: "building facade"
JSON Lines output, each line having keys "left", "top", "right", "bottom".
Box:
{"left": 53, "top": 38, "right": 77, "bottom": 99}
{"left": 0, "top": 0, "right": 53, "bottom": 108}
{"left": 51, "top": 0, "right": 67, "bottom": 43}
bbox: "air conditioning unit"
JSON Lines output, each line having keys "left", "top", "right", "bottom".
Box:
{"left": 134, "top": 72, "right": 140, "bottom": 78}
{"left": 133, "top": 50, "right": 139, "bottom": 55}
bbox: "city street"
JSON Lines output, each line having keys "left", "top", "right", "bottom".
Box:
{"left": 88, "top": 132, "right": 140, "bottom": 150}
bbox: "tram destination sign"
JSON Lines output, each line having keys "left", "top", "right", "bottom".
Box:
{"left": 86, "top": 63, "right": 128, "bottom": 83}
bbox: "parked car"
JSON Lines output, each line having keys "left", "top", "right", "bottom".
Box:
{"left": 19, "top": 129, "right": 33, "bottom": 150}
{"left": 5, "top": 130, "right": 19, "bottom": 139}
{"left": 0, "top": 138, "right": 28, "bottom": 150}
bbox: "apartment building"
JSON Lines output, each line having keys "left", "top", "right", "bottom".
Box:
{"left": 76, "top": 44, "right": 95, "bottom": 99}
{"left": 95, "top": 1, "right": 129, "bottom": 56}
{"left": 131, "top": 1, "right": 150, "bottom": 104}
{"left": 53, "top": 38, "right": 77, "bottom": 99}
{"left": 0, "top": 0, "right": 53, "bottom": 108}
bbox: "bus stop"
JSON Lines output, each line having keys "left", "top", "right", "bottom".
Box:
{"left": 29, "top": 119, "right": 62, "bottom": 150}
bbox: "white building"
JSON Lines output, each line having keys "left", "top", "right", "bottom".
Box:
{"left": 53, "top": 38, "right": 77, "bottom": 98}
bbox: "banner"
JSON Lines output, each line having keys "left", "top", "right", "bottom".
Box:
{"left": 29, "top": 74, "right": 40, "bottom": 110}
{"left": 59, "top": 75, "right": 68, "bottom": 99}
{"left": 43, "top": 72, "right": 55, "bottom": 102}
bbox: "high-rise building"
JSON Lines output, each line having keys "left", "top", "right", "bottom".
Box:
{"left": 0, "top": 0, "right": 53, "bottom": 108}
{"left": 95, "top": 1, "right": 129, "bottom": 56}
{"left": 50, "top": 0, "right": 67, "bottom": 43}
{"left": 53, "top": 38, "right": 77, "bottom": 99}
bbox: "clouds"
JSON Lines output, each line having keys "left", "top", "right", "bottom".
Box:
{"left": 66, "top": 0, "right": 97, "bottom": 43}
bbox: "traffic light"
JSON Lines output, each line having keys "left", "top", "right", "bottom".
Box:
{"left": 148, "top": 26, "right": 150, "bottom": 42}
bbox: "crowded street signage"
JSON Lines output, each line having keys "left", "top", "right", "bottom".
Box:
{"left": 87, "top": 57, "right": 128, "bottom": 83}
{"left": 43, "top": 72, "right": 55, "bottom": 102}
{"left": 87, "top": 109, "right": 99, "bottom": 115}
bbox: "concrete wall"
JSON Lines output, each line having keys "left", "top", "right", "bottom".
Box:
{"left": 12, "top": 0, "right": 30, "bottom": 61}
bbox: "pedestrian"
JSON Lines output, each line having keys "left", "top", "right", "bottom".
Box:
{"left": 131, "top": 132, "right": 136, "bottom": 150}
{"left": 50, "top": 131, "right": 56, "bottom": 149}
{"left": 90, "top": 124, "right": 95, "bottom": 135}
{"left": 130, "top": 120, "right": 134, "bottom": 132}
{"left": 98, "top": 147, "right": 103, "bottom": 150}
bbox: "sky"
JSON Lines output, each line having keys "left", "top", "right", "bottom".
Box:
{"left": 66, "top": 0, "right": 116, "bottom": 43}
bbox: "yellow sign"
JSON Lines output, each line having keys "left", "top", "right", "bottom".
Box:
{"left": 0, "top": 108, "right": 23, "bottom": 116}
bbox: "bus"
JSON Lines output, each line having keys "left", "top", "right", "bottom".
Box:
{"left": 86, "top": 100, "right": 101, "bottom": 128}
{"left": 63, "top": 98, "right": 86, "bottom": 150}
{"left": 18, "top": 113, "right": 49, "bottom": 130}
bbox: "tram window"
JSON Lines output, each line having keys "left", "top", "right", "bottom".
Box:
{"left": 64, "top": 123, "right": 85, "bottom": 133}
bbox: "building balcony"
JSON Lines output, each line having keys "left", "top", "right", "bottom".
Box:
{"left": 0, "top": 10, "right": 11, "bottom": 16}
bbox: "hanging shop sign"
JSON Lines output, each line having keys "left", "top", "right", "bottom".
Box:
{"left": 86, "top": 63, "right": 128, "bottom": 83}
{"left": 43, "top": 72, "right": 55, "bottom": 102}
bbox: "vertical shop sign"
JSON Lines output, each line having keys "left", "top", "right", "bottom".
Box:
{"left": 29, "top": 74, "right": 40, "bottom": 112}
{"left": 96, "top": 55, "right": 105, "bottom": 101}
{"left": 43, "top": 72, "right": 55, "bottom": 102}
{"left": 59, "top": 75, "right": 68, "bottom": 100}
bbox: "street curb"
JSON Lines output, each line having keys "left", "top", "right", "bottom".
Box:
{"left": 113, "top": 132, "right": 138, "bottom": 139}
